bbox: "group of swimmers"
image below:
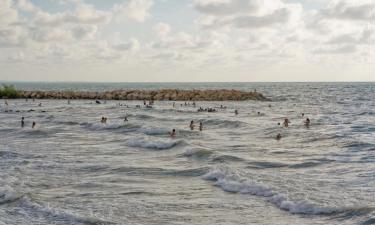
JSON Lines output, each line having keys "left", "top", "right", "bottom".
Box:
{"left": 101, "top": 116, "right": 108, "bottom": 123}
{"left": 276, "top": 113, "right": 312, "bottom": 140}
{"left": 7, "top": 99, "right": 312, "bottom": 141}
{"left": 168, "top": 121, "right": 203, "bottom": 137}
{"left": 20, "top": 117, "right": 36, "bottom": 129}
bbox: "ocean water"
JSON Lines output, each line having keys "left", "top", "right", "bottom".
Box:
{"left": 0, "top": 82, "right": 374, "bottom": 225}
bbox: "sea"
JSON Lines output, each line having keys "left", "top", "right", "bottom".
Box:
{"left": 0, "top": 82, "right": 374, "bottom": 225}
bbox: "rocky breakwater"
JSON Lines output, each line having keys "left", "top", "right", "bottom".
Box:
{"left": 19, "top": 89, "right": 268, "bottom": 101}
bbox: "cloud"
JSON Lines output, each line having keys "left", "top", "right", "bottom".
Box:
{"left": 321, "top": 0, "right": 375, "bottom": 21}
{"left": 153, "top": 22, "right": 171, "bottom": 38}
{"left": 313, "top": 44, "right": 357, "bottom": 54}
{"left": 112, "top": 38, "right": 140, "bottom": 51}
{"left": 33, "top": 5, "right": 110, "bottom": 27}
{"left": 113, "top": 0, "right": 154, "bottom": 23}
{"left": 0, "top": 0, "right": 19, "bottom": 26}
{"left": 193, "top": 0, "right": 302, "bottom": 29}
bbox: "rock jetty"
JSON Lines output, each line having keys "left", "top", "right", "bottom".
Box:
{"left": 18, "top": 89, "right": 267, "bottom": 101}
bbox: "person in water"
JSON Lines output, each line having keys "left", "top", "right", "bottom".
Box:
{"left": 32, "top": 121, "right": 36, "bottom": 129}
{"left": 189, "top": 120, "right": 195, "bottom": 130}
{"left": 283, "top": 118, "right": 290, "bottom": 127}
{"left": 21, "top": 117, "right": 25, "bottom": 128}
{"left": 302, "top": 113, "right": 305, "bottom": 117}
{"left": 276, "top": 133, "right": 282, "bottom": 140}
{"left": 304, "top": 118, "right": 311, "bottom": 127}
{"left": 235, "top": 109, "right": 239, "bottom": 115}
{"left": 199, "top": 122, "right": 203, "bottom": 131}
{"left": 169, "top": 129, "right": 176, "bottom": 137}
{"left": 124, "top": 116, "right": 128, "bottom": 122}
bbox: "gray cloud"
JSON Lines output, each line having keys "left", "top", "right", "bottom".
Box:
{"left": 322, "top": 1, "right": 375, "bottom": 21}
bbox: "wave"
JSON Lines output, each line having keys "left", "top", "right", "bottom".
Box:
{"left": 182, "top": 148, "right": 213, "bottom": 159}
{"left": 200, "top": 118, "right": 246, "bottom": 128}
{"left": 0, "top": 186, "right": 22, "bottom": 205}
{"left": 0, "top": 150, "right": 20, "bottom": 159}
{"left": 246, "top": 161, "right": 289, "bottom": 169}
{"left": 55, "top": 120, "right": 80, "bottom": 126}
{"left": 17, "top": 197, "right": 114, "bottom": 225}
{"left": 212, "top": 155, "right": 245, "bottom": 162}
{"left": 361, "top": 217, "right": 375, "bottom": 225}
{"left": 181, "top": 147, "right": 244, "bottom": 163}
{"left": 126, "top": 138, "right": 182, "bottom": 150}
{"left": 82, "top": 122, "right": 140, "bottom": 132}
{"left": 202, "top": 167, "right": 344, "bottom": 215}
{"left": 138, "top": 127, "right": 170, "bottom": 136}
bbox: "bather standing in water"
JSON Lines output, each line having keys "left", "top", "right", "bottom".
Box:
{"left": 235, "top": 109, "right": 239, "bottom": 115}
{"left": 199, "top": 122, "right": 203, "bottom": 131}
{"left": 32, "top": 121, "right": 36, "bottom": 129}
{"left": 189, "top": 120, "right": 195, "bottom": 130}
{"left": 283, "top": 118, "right": 290, "bottom": 127}
{"left": 169, "top": 129, "right": 176, "bottom": 137}
{"left": 124, "top": 116, "right": 128, "bottom": 122}
{"left": 21, "top": 117, "right": 25, "bottom": 128}
{"left": 304, "top": 118, "right": 311, "bottom": 127}
{"left": 276, "top": 133, "right": 282, "bottom": 140}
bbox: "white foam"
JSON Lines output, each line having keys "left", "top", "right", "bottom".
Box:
{"left": 0, "top": 185, "right": 21, "bottom": 204}
{"left": 127, "top": 138, "right": 181, "bottom": 150}
{"left": 202, "top": 167, "right": 336, "bottom": 215}
{"left": 18, "top": 197, "right": 110, "bottom": 225}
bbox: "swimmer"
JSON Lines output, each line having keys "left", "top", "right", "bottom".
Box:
{"left": 189, "top": 120, "right": 195, "bottom": 130}
{"left": 302, "top": 113, "right": 305, "bottom": 117}
{"left": 277, "top": 122, "right": 281, "bottom": 126}
{"left": 5, "top": 100, "right": 8, "bottom": 106}
{"left": 199, "top": 122, "right": 203, "bottom": 131}
{"left": 283, "top": 118, "right": 290, "bottom": 127}
{"left": 124, "top": 116, "right": 128, "bottom": 122}
{"left": 235, "top": 109, "right": 239, "bottom": 115}
{"left": 169, "top": 129, "right": 176, "bottom": 137}
{"left": 304, "top": 118, "right": 311, "bottom": 127}
{"left": 276, "top": 133, "right": 282, "bottom": 140}
{"left": 32, "top": 121, "right": 36, "bottom": 129}
{"left": 172, "top": 102, "right": 175, "bottom": 108}
{"left": 38, "top": 103, "right": 42, "bottom": 107}
{"left": 21, "top": 117, "right": 25, "bottom": 128}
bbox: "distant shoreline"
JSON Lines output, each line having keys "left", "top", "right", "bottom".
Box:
{"left": 16, "top": 89, "right": 268, "bottom": 101}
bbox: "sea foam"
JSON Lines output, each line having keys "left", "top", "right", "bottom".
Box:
{"left": 202, "top": 167, "right": 337, "bottom": 215}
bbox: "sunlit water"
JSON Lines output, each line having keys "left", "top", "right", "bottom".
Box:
{"left": 1, "top": 83, "right": 374, "bottom": 225}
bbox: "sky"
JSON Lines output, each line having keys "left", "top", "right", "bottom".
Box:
{"left": 0, "top": 0, "right": 375, "bottom": 82}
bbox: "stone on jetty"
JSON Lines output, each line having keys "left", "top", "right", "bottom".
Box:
{"left": 18, "top": 89, "right": 267, "bottom": 101}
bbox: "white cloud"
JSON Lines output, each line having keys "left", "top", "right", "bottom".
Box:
{"left": 194, "top": 0, "right": 302, "bottom": 29}
{"left": 322, "top": 0, "right": 375, "bottom": 21}
{"left": 113, "top": 0, "right": 154, "bottom": 23}
{"left": 153, "top": 22, "right": 171, "bottom": 38}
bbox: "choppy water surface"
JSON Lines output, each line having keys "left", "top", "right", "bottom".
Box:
{"left": 1, "top": 83, "right": 375, "bottom": 225}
